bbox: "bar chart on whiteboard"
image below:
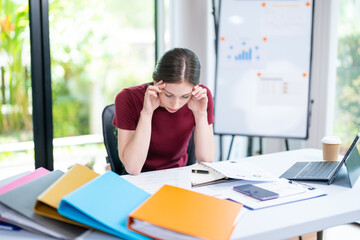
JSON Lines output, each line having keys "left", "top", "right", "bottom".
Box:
{"left": 214, "top": 0, "right": 313, "bottom": 139}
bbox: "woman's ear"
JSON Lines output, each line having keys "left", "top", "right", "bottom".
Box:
{"left": 153, "top": 79, "right": 157, "bottom": 85}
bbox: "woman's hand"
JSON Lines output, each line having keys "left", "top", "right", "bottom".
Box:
{"left": 142, "top": 80, "right": 166, "bottom": 115}
{"left": 187, "top": 85, "right": 208, "bottom": 117}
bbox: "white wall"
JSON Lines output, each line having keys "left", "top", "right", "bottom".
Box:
{"left": 305, "top": 0, "right": 339, "bottom": 149}
{"left": 167, "top": 0, "right": 213, "bottom": 87}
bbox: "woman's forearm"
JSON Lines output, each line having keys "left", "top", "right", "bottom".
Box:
{"left": 194, "top": 114, "right": 215, "bottom": 162}
{"left": 119, "top": 110, "right": 153, "bottom": 174}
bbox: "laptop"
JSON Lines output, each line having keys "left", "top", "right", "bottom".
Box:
{"left": 280, "top": 132, "right": 360, "bottom": 187}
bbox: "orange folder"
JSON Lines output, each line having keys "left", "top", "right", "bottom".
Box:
{"left": 128, "top": 185, "right": 243, "bottom": 240}
{"left": 33, "top": 164, "right": 99, "bottom": 228}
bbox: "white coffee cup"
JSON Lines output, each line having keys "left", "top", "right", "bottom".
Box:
{"left": 321, "top": 136, "right": 341, "bottom": 161}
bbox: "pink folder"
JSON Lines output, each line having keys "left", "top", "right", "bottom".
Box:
{"left": 0, "top": 167, "right": 50, "bottom": 195}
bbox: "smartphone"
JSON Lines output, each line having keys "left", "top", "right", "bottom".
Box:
{"left": 233, "top": 184, "right": 279, "bottom": 201}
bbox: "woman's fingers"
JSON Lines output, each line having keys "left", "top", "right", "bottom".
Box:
{"left": 155, "top": 80, "right": 166, "bottom": 90}
{"left": 155, "top": 80, "right": 163, "bottom": 85}
{"left": 147, "top": 80, "right": 166, "bottom": 98}
{"left": 192, "top": 85, "right": 201, "bottom": 96}
{"left": 193, "top": 87, "right": 207, "bottom": 99}
{"left": 148, "top": 85, "right": 162, "bottom": 94}
{"left": 147, "top": 90, "right": 158, "bottom": 98}
{"left": 196, "top": 91, "right": 207, "bottom": 100}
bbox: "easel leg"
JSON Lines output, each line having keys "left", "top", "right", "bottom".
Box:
{"left": 227, "top": 135, "right": 235, "bottom": 160}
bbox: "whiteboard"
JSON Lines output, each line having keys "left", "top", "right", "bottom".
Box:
{"left": 214, "top": 0, "right": 314, "bottom": 139}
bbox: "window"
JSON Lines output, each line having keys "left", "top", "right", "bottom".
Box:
{"left": 48, "top": 0, "right": 155, "bottom": 172}
{"left": 0, "top": 0, "right": 34, "bottom": 177}
{"left": 335, "top": 0, "right": 360, "bottom": 152}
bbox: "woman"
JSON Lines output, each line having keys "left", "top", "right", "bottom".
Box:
{"left": 113, "top": 48, "right": 215, "bottom": 175}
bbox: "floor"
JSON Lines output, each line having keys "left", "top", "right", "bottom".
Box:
{"left": 323, "top": 223, "right": 360, "bottom": 240}
{"left": 288, "top": 223, "right": 360, "bottom": 240}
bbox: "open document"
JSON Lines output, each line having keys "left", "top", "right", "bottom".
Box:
{"left": 191, "top": 160, "right": 278, "bottom": 187}
{"left": 191, "top": 160, "right": 277, "bottom": 185}
{"left": 194, "top": 179, "right": 326, "bottom": 210}
{"left": 202, "top": 161, "right": 278, "bottom": 181}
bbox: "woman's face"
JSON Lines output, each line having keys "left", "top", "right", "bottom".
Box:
{"left": 156, "top": 80, "right": 194, "bottom": 113}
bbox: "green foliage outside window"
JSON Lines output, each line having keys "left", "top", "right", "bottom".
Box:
{"left": 334, "top": 0, "right": 360, "bottom": 148}
{"left": 0, "top": 0, "right": 31, "bottom": 141}
{"left": 49, "top": 0, "right": 154, "bottom": 138}
{"left": 334, "top": 34, "right": 360, "bottom": 146}
{"left": 0, "top": 0, "right": 154, "bottom": 142}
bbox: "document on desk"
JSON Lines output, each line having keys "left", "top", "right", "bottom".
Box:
{"left": 191, "top": 163, "right": 229, "bottom": 187}
{"left": 121, "top": 166, "right": 192, "bottom": 194}
{"left": 202, "top": 179, "right": 327, "bottom": 210}
{"left": 202, "top": 161, "right": 278, "bottom": 181}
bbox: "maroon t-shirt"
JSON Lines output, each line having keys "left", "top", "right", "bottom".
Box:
{"left": 112, "top": 83, "right": 214, "bottom": 172}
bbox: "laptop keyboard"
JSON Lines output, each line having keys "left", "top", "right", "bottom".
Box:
{"left": 297, "top": 161, "right": 339, "bottom": 179}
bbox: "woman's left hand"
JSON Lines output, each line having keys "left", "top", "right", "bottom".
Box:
{"left": 187, "top": 85, "right": 208, "bottom": 116}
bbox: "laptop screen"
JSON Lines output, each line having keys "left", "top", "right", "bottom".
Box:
{"left": 344, "top": 140, "right": 360, "bottom": 187}
{"left": 329, "top": 132, "right": 360, "bottom": 185}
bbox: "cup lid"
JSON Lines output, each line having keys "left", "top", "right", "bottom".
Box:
{"left": 321, "top": 136, "right": 341, "bottom": 144}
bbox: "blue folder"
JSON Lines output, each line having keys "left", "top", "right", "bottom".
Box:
{"left": 58, "top": 171, "right": 151, "bottom": 240}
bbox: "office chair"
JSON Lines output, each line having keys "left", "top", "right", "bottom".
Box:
{"left": 101, "top": 104, "right": 196, "bottom": 175}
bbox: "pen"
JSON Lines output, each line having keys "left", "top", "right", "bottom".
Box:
{"left": 192, "top": 169, "right": 209, "bottom": 174}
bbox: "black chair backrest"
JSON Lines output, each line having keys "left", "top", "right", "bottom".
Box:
{"left": 186, "top": 130, "right": 196, "bottom": 165}
{"left": 102, "top": 104, "right": 196, "bottom": 175}
{"left": 102, "top": 104, "right": 127, "bottom": 175}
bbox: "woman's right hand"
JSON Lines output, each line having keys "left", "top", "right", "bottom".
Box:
{"left": 142, "top": 80, "right": 166, "bottom": 114}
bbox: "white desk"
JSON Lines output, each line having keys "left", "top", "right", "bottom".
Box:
{"left": 226, "top": 148, "right": 360, "bottom": 240}
{"left": 1, "top": 148, "right": 359, "bottom": 240}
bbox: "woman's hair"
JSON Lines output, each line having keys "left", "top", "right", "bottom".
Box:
{"left": 152, "top": 48, "right": 201, "bottom": 85}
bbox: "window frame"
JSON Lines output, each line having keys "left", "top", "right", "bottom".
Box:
{"left": 29, "top": 0, "right": 54, "bottom": 170}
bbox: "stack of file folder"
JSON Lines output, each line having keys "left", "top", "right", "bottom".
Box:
{"left": 0, "top": 164, "right": 244, "bottom": 240}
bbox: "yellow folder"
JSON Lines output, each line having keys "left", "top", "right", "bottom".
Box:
{"left": 128, "top": 185, "right": 243, "bottom": 240}
{"left": 34, "top": 164, "right": 99, "bottom": 227}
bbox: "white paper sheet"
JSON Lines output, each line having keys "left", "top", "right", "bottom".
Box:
{"left": 202, "top": 161, "right": 278, "bottom": 181}
{"left": 121, "top": 166, "right": 192, "bottom": 194}
{"left": 201, "top": 179, "right": 325, "bottom": 210}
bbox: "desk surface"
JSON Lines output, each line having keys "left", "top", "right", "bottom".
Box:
{"left": 1, "top": 148, "right": 359, "bottom": 240}
{"left": 227, "top": 148, "right": 360, "bottom": 240}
